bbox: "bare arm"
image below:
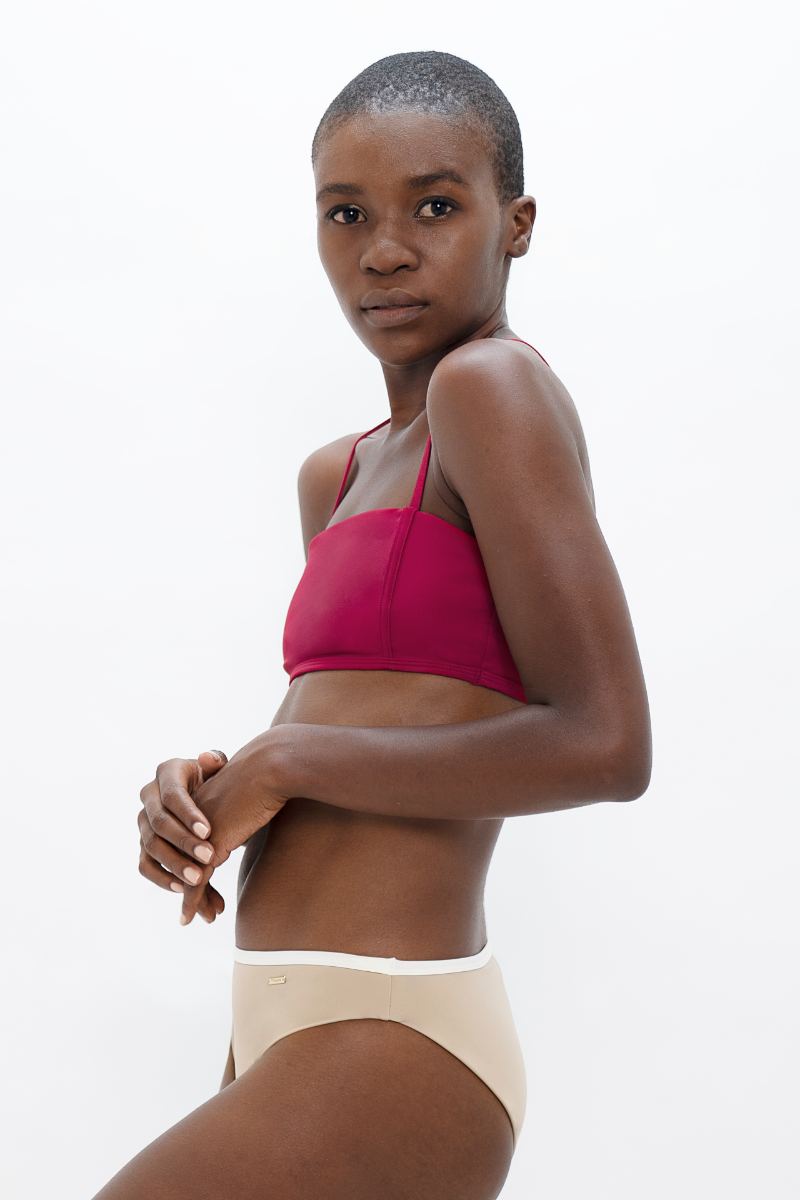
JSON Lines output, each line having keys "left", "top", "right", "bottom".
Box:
{"left": 149, "top": 341, "right": 650, "bottom": 921}
{"left": 195, "top": 341, "right": 650, "bottom": 825}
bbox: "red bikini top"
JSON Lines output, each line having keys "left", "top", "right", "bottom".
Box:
{"left": 282, "top": 420, "right": 527, "bottom": 703}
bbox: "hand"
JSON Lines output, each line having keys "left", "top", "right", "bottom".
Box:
{"left": 138, "top": 751, "right": 229, "bottom": 924}
{"left": 177, "top": 734, "right": 290, "bottom": 925}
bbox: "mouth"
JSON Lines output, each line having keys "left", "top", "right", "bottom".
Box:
{"left": 360, "top": 289, "right": 428, "bottom": 329}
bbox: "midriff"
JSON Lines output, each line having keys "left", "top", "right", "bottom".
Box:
{"left": 235, "top": 670, "right": 525, "bottom": 960}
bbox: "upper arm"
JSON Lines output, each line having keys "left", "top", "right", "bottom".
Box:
{"left": 428, "top": 341, "right": 649, "bottom": 761}
{"left": 297, "top": 432, "right": 364, "bottom": 555}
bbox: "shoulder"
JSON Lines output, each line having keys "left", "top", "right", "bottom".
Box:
{"left": 427, "top": 337, "right": 591, "bottom": 495}
{"left": 430, "top": 338, "right": 568, "bottom": 427}
{"left": 435, "top": 335, "right": 549, "bottom": 378}
{"left": 297, "top": 431, "right": 364, "bottom": 549}
{"left": 298, "top": 431, "right": 363, "bottom": 495}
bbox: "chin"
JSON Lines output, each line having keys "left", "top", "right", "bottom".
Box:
{"left": 372, "top": 341, "right": 443, "bottom": 367}
{"left": 355, "top": 324, "right": 456, "bottom": 367}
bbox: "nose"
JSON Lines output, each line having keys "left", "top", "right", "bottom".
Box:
{"left": 359, "top": 216, "right": 419, "bottom": 275}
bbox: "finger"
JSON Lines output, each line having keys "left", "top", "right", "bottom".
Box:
{"left": 139, "top": 819, "right": 212, "bottom": 888}
{"left": 190, "top": 886, "right": 218, "bottom": 924}
{"left": 139, "top": 789, "right": 216, "bottom": 865}
{"left": 195, "top": 883, "right": 225, "bottom": 924}
{"left": 139, "top": 845, "right": 221, "bottom": 920}
{"left": 154, "top": 759, "right": 213, "bottom": 840}
{"left": 138, "top": 847, "right": 188, "bottom": 894}
{"left": 138, "top": 803, "right": 215, "bottom": 871}
{"left": 197, "top": 750, "right": 228, "bottom": 782}
{"left": 181, "top": 878, "right": 208, "bottom": 925}
{"left": 140, "top": 775, "right": 212, "bottom": 849}
{"left": 205, "top": 881, "right": 225, "bottom": 915}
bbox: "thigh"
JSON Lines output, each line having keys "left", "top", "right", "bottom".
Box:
{"left": 93, "top": 1019, "right": 514, "bottom": 1200}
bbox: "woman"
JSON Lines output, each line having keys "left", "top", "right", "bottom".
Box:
{"left": 100, "top": 51, "right": 651, "bottom": 1200}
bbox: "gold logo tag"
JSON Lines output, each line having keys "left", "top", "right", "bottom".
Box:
{"left": 268, "top": 975, "right": 286, "bottom": 985}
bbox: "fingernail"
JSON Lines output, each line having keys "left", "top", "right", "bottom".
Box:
{"left": 170, "top": 881, "right": 184, "bottom": 893}
{"left": 192, "top": 822, "right": 210, "bottom": 838}
{"left": 183, "top": 866, "right": 202, "bottom": 885}
{"left": 180, "top": 913, "right": 189, "bottom": 925}
{"left": 194, "top": 844, "right": 213, "bottom": 863}
{"left": 209, "top": 751, "right": 223, "bottom": 762}
{"left": 201, "top": 914, "right": 212, "bottom": 924}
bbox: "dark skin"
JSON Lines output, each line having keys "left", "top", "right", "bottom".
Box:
{"left": 99, "top": 109, "right": 651, "bottom": 1199}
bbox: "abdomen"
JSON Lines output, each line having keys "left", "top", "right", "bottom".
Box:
{"left": 235, "top": 670, "right": 522, "bottom": 957}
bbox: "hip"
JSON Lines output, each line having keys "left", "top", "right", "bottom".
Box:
{"left": 231, "top": 943, "right": 527, "bottom": 1147}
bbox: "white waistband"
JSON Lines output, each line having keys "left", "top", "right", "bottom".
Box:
{"left": 233, "top": 942, "right": 493, "bottom": 976}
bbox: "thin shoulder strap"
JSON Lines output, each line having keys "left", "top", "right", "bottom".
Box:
{"left": 332, "top": 419, "right": 391, "bottom": 512}
{"left": 407, "top": 345, "right": 542, "bottom": 514}
{"left": 405, "top": 345, "right": 543, "bottom": 517}
{"left": 410, "top": 437, "right": 432, "bottom": 511}
{"left": 509, "top": 337, "right": 550, "bottom": 367}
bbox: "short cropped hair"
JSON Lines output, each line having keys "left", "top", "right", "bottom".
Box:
{"left": 312, "top": 51, "right": 524, "bottom": 203}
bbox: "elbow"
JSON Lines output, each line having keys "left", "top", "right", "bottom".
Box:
{"left": 610, "top": 758, "right": 651, "bottom": 802}
{"left": 595, "top": 726, "right": 652, "bottom": 803}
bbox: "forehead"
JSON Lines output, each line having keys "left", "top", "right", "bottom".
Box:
{"left": 314, "top": 109, "right": 496, "bottom": 190}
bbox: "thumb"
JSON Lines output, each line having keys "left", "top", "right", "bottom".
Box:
{"left": 197, "top": 750, "right": 228, "bottom": 782}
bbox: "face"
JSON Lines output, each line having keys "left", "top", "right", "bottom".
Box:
{"left": 314, "top": 110, "right": 535, "bottom": 366}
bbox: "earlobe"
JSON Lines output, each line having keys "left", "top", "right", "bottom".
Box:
{"left": 508, "top": 196, "right": 536, "bottom": 259}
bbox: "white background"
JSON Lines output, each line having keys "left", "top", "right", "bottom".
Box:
{"left": 1, "top": 2, "right": 797, "bottom": 1196}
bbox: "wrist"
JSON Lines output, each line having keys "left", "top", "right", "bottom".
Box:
{"left": 253, "top": 723, "right": 310, "bottom": 800}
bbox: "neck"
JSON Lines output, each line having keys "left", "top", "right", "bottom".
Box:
{"left": 379, "top": 303, "right": 514, "bottom": 430}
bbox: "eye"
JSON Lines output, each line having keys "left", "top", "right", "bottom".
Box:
{"left": 331, "top": 206, "right": 366, "bottom": 224}
{"left": 416, "top": 198, "right": 454, "bottom": 218}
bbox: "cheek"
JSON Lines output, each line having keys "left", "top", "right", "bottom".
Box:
{"left": 432, "top": 229, "right": 503, "bottom": 301}
{"left": 316, "top": 230, "right": 354, "bottom": 296}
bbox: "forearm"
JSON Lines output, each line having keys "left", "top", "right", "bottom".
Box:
{"left": 264, "top": 705, "right": 651, "bottom": 820}
{"left": 176, "top": 703, "right": 648, "bottom": 925}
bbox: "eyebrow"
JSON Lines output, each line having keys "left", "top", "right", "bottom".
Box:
{"left": 315, "top": 182, "right": 364, "bottom": 201}
{"left": 407, "top": 171, "right": 470, "bottom": 190}
{"left": 315, "top": 170, "right": 470, "bottom": 203}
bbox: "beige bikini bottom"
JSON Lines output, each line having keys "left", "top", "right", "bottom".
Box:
{"left": 231, "top": 944, "right": 526, "bottom": 1147}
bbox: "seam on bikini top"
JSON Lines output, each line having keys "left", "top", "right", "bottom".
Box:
{"left": 378, "top": 507, "right": 413, "bottom": 658}
{"left": 475, "top": 604, "right": 498, "bottom": 688}
{"left": 380, "top": 439, "right": 432, "bottom": 656}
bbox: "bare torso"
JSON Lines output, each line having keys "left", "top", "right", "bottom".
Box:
{"left": 236, "top": 670, "right": 524, "bottom": 957}
{"left": 234, "top": 339, "right": 590, "bottom": 959}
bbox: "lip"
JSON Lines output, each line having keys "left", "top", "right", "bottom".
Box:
{"left": 360, "top": 288, "right": 428, "bottom": 329}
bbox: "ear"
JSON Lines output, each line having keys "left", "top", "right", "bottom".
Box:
{"left": 506, "top": 196, "right": 536, "bottom": 258}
